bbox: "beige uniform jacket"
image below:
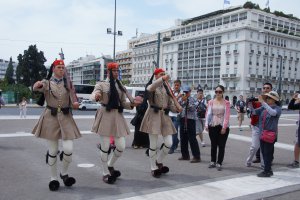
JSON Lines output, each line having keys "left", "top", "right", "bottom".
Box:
{"left": 139, "top": 77, "right": 178, "bottom": 136}
{"left": 32, "top": 79, "right": 82, "bottom": 140}
{"left": 90, "top": 80, "right": 133, "bottom": 137}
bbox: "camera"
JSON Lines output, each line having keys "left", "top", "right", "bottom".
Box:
{"left": 247, "top": 97, "right": 258, "bottom": 102}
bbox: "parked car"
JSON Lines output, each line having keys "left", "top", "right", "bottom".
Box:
{"left": 281, "top": 105, "right": 288, "bottom": 110}
{"left": 79, "top": 100, "right": 101, "bottom": 110}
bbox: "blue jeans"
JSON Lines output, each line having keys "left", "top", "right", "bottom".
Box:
{"left": 170, "top": 116, "right": 179, "bottom": 151}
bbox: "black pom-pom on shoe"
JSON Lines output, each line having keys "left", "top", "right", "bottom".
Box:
{"left": 60, "top": 174, "right": 76, "bottom": 187}
{"left": 49, "top": 180, "right": 60, "bottom": 191}
{"left": 156, "top": 162, "right": 169, "bottom": 174}
{"left": 108, "top": 167, "right": 121, "bottom": 178}
{"left": 102, "top": 174, "right": 116, "bottom": 184}
{"left": 151, "top": 169, "right": 161, "bottom": 178}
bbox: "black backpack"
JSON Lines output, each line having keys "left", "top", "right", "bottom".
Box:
{"left": 237, "top": 100, "right": 245, "bottom": 113}
{"left": 196, "top": 99, "right": 206, "bottom": 118}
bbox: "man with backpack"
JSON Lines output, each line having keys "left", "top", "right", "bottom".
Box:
{"left": 196, "top": 89, "right": 207, "bottom": 147}
{"left": 235, "top": 95, "right": 246, "bottom": 131}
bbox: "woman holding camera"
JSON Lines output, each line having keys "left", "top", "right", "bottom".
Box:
{"left": 205, "top": 85, "right": 230, "bottom": 171}
{"left": 248, "top": 91, "right": 281, "bottom": 177}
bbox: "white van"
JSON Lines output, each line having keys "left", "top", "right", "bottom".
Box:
{"left": 124, "top": 86, "right": 145, "bottom": 113}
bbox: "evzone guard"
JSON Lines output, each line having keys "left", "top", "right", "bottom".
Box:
{"left": 140, "top": 68, "right": 183, "bottom": 178}
{"left": 32, "top": 59, "right": 81, "bottom": 191}
{"left": 90, "top": 62, "right": 142, "bottom": 184}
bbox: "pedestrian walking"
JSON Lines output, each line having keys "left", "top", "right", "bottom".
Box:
{"left": 235, "top": 95, "right": 246, "bottom": 131}
{"left": 19, "top": 97, "right": 27, "bottom": 118}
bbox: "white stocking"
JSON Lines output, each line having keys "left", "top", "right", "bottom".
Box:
{"left": 149, "top": 134, "right": 159, "bottom": 171}
{"left": 108, "top": 137, "right": 125, "bottom": 167}
{"left": 47, "top": 140, "right": 58, "bottom": 181}
{"left": 99, "top": 136, "right": 110, "bottom": 176}
{"left": 61, "top": 140, "right": 73, "bottom": 176}
{"left": 157, "top": 135, "right": 172, "bottom": 164}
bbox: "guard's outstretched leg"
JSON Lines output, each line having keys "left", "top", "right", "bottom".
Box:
{"left": 156, "top": 135, "right": 172, "bottom": 174}
{"left": 149, "top": 134, "right": 161, "bottom": 178}
{"left": 108, "top": 137, "right": 125, "bottom": 179}
{"left": 60, "top": 140, "right": 76, "bottom": 187}
{"left": 47, "top": 140, "right": 60, "bottom": 191}
{"left": 99, "top": 136, "right": 116, "bottom": 184}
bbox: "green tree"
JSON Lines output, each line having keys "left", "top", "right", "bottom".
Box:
{"left": 16, "top": 45, "right": 47, "bottom": 91}
{"left": 4, "top": 57, "right": 15, "bottom": 84}
{"left": 89, "top": 79, "right": 96, "bottom": 85}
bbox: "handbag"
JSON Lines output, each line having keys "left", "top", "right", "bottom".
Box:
{"left": 260, "top": 110, "right": 276, "bottom": 143}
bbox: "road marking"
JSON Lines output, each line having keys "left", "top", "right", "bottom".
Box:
{"left": 0, "top": 115, "right": 135, "bottom": 120}
{"left": 0, "top": 129, "right": 295, "bottom": 151}
{"left": 0, "top": 114, "right": 299, "bottom": 120}
{"left": 77, "top": 163, "right": 95, "bottom": 168}
{"left": 116, "top": 168, "right": 300, "bottom": 200}
{"left": 228, "top": 134, "right": 294, "bottom": 151}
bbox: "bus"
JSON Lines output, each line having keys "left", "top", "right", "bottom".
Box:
{"left": 74, "top": 84, "right": 95, "bottom": 102}
{"left": 74, "top": 84, "right": 145, "bottom": 113}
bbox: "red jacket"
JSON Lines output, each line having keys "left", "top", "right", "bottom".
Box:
{"left": 250, "top": 101, "right": 261, "bottom": 126}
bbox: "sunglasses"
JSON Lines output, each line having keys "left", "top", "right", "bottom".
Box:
{"left": 215, "top": 90, "right": 223, "bottom": 94}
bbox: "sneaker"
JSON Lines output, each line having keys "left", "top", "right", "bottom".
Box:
{"left": 201, "top": 141, "right": 206, "bottom": 147}
{"left": 168, "top": 149, "right": 175, "bottom": 154}
{"left": 208, "top": 162, "right": 216, "bottom": 168}
{"left": 246, "top": 162, "right": 251, "bottom": 167}
{"left": 216, "top": 163, "right": 222, "bottom": 171}
{"left": 287, "top": 161, "right": 299, "bottom": 168}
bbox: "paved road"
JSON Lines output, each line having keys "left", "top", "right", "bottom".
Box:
{"left": 0, "top": 110, "right": 300, "bottom": 200}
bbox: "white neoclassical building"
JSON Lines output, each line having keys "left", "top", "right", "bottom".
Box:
{"left": 123, "top": 6, "right": 300, "bottom": 102}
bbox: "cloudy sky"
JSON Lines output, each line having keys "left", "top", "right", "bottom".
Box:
{"left": 0, "top": 0, "right": 299, "bottom": 65}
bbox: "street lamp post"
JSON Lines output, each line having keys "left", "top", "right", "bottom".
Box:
{"left": 107, "top": 0, "right": 122, "bottom": 61}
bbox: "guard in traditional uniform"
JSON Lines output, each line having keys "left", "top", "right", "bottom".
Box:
{"left": 32, "top": 59, "right": 81, "bottom": 191}
{"left": 140, "top": 68, "right": 182, "bottom": 178}
{"left": 91, "top": 62, "right": 141, "bottom": 184}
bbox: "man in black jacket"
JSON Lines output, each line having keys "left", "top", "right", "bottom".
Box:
{"left": 287, "top": 92, "right": 300, "bottom": 168}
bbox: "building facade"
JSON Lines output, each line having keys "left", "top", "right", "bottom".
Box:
{"left": 67, "top": 55, "right": 112, "bottom": 85}
{"left": 116, "top": 49, "right": 133, "bottom": 85}
{"left": 0, "top": 58, "right": 17, "bottom": 80}
{"left": 127, "top": 6, "right": 300, "bottom": 102}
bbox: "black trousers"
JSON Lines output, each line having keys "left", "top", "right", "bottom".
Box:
{"left": 180, "top": 118, "right": 200, "bottom": 159}
{"left": 208, "top": 125, "right": 229, "bottom": 165}
{"left": 260, "top": 140, "right": 275, "bottom": 172}
{"left": 132, "top": 123, "right": 149, "bottom": 148}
